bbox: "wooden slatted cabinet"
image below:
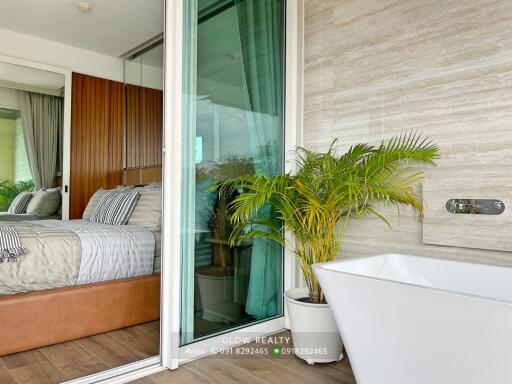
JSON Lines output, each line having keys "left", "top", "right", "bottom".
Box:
{"left": 70, "top": 73, "right": 163, "bottom": 218}
{"left": 69, "top": 73, "right": 124, "bottom": 219}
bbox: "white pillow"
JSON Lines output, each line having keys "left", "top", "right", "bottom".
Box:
{"left": 82, "top": 188, "right": 106, "bottom": 220}
{"left": 26, "top": 188, "right": 61, "bottom": 217}
{"left": 127, "top": 187, "right": 162, "bottom": 231}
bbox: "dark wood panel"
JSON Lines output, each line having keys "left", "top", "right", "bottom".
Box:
{"left": 70, "top": 73, "right": 125, "bottom": 219}
{"left": 109, "top": 81, "right": 125, "bottom": 187}
{"left": 126, "top": 84, "right": 143, "bottom": 169}
{"left": 142, "top": 87, "right": 163, "bottom": 167}
{"left": 124, "top": 166, "right": 162, "bottom": 186}
{"left": 126, "top": 85, "right": 163, "bottom": 170}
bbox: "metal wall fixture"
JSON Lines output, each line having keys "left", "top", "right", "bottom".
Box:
{"left": 446, "top": 199, "right": 505, "bottom": 215}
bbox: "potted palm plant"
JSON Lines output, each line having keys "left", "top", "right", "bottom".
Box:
{"left": 195, "top": 157, "right": 255, "bottom": 322}
{"left": 212, "top": 132, "right": 439, "bottom": 364}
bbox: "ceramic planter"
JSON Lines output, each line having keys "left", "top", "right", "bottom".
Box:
{"left": 196, "top": 266, "right": 248, "bottom": 323}
{"left": 285, "top": 287, "right": 344, "bottom": 364}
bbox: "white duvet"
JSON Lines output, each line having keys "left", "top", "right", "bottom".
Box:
{"left": 36, "top": 220, "right": 155, "bottom": 284}
{"left": 0, "top": 219, "right": 155, "bottom": 295}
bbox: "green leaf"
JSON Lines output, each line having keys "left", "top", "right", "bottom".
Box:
{"left": 213, "top": 132, "right": 439, "bottom": 304}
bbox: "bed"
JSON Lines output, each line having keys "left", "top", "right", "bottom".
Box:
{"left": 0, "top": 185, "right": 162, "bottom": 356}
{"left": 0, "top": 213, "right": 62, "bottom": 221}
{"left": 0, "top": 219, "right": 159, "bottom": 294}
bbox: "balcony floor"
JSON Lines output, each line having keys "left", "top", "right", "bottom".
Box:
{"left": 133, "top": 331, "right": 356, "bottom": 384}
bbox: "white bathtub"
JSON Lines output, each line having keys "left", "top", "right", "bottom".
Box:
{"left": 313, "top": 254, "right": 512, "bottom": 384}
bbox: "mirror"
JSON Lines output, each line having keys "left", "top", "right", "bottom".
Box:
{"left": 0, "top": 1, "right": 164, "bottom": 382}
{"left": 0, "top": 61, "right": 64, "bottom": 220}
{"left": 124, "top": 40, "right": 163, "bottom": 89}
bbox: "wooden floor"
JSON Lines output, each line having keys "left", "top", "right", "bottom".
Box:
{"left": 0, "top": 321, "right": 160, "bottom": 384}
{"left": 0, "top": 327, "right": 356, "bottom": 384}
{"left": 132, "top": 331, "right": 356, "bottom": 384}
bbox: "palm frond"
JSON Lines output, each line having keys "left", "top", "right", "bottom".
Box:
{"left": 214, "top": 132, "right": 440, "bottom": 303}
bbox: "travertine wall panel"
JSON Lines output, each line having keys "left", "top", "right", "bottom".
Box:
{"left": 304, "top": 0, "right": 512, "bottom": 265}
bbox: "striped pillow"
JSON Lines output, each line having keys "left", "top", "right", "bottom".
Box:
{"left": 89, "top": 190, "right": 140, "bottom": 225}
{"left": 7, "top": 192, "right": 33, "bottom": 214}
{"left": 83, "top": 186, "right": 135, "bottom": 220}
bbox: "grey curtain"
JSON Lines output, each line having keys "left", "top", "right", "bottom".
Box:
{"left": 19, "top": 92, "right": 63, "bottom": 189}
{"left": 235, "top": 0, "right": 285, "bottom": 319}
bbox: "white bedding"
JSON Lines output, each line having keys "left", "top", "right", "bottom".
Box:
{"left": 35, "top": 220, "right": 155, "bottom": 285}
{"left": 0, "top": 219, "right": 156, "bottom": 295}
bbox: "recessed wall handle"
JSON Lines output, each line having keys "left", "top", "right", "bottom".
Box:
{"left": 446, "top": 199, "right": 505, "bottom": 215}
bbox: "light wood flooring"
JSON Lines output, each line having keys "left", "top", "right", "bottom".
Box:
{"left": 0, "top": 321, "right": 160, "bottom": 384}
{"left": 0, "top": 327, "right": 356, "bottom": 384}
{"left": 131, "top": 331, "right": 356, "bottom": 384}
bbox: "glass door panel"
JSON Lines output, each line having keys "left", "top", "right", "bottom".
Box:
{"left": 180, "top": 0, "right": 286, "bottom": 344}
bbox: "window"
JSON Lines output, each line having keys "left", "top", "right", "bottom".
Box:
{"left": 180, "top": 0, "right": 286, "bottom": 344}
{"left": 0, "top": 107, "right": 33, "bottom": 211}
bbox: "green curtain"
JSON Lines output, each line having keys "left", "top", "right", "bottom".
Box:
{"left": 235, "top": 0, "right": 285, "bottom": 319}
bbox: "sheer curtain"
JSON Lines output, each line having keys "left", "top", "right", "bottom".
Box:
{"left": 235, "top": 0, "right": 285, "bottom": 319}
{"left": 18, "top": 91, "right": 63, "bottom": 189}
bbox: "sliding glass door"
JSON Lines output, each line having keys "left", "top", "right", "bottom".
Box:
{"left": 180, "top": 0, "right": 286, "bottom": 344}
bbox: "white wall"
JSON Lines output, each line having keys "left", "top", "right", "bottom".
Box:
{"left": 0, "top": 28, "right": 123, "bottom": 82}
{"left": 0, "top": 87, "right": 20, "bottom": 110}
{"left": 125, "top": 61, "right": 163, "bottom": 90}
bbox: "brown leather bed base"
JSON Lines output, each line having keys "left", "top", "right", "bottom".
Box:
{"left": 0, "top": 274, "right": 161, "bottom": 356}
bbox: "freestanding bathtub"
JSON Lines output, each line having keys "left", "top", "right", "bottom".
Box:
{"left": 313, "top": 254, "right": 512, "bottom": 384}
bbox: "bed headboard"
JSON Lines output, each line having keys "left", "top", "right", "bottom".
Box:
{"left": 124, "top": 166, "right": 162, "bottom": 186}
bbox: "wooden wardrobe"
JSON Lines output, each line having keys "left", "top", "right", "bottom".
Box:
{"left": 69, "top": 73, "right": 163, "bottom": 219}
{"left": 124, "top": 84, "right": 163, "bottom": 186}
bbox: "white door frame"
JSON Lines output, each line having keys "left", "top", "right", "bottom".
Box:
{"left": 0, "top": 54, "right": 72, "bottom": 220}
{"left": 160, "top": 0, "right": 185, "bottom": 371}
{"left": 284, "top": 0, "right": 305, "bottom": 304}
{"left": 162, "top": 0, "right": 305, "bottom": 367}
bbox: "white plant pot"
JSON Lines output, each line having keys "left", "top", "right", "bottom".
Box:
{"left": 196, "top": 267, "right": 248, "bottom": 323}
{"left": 285, "top": 287, "right": 344, "bottom": 365}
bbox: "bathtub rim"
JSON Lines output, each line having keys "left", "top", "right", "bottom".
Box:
{"left": 313, "top": 253, "right": 512, "bottom": 306}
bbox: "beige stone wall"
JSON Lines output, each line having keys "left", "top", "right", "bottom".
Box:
{"left": 304, "top": 0, "right": 512, "bottom": 266}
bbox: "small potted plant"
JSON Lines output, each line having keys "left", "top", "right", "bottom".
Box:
{"left": 212, "top": 132, "right": 439, "bottom": 364}
{"left": 195, "top": 157, "right": 255, "bottom": 321}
